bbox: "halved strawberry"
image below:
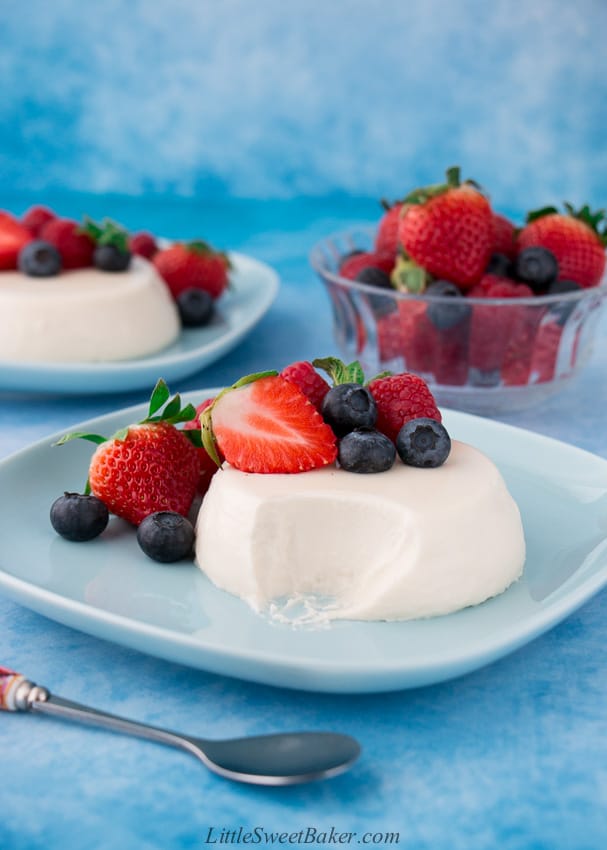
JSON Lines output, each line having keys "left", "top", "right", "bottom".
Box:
{"left": 0, "top": 212, "right": 33, "bottom": 270}
{"left": 201, "top": 373, "right": 337, "bottom": 474}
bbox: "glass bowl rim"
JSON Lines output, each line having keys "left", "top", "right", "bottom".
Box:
{"left": 309, "top": 226, "right": 607, "bottom": 308}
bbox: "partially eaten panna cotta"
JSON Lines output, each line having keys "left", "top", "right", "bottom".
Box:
{"left": 194, "top": 368, "right": 525, "bottom": 623}
{"left": 195, "top": 441, "right": 524, "bottom": 622}
{"left": 0, "top": 256, "right": 180, "bottom": 363}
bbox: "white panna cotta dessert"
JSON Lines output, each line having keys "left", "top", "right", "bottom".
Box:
{"left": 0, "top": 256, "right": 180, "bottom": 362}
{"left": 195, "top": 440, "right": 525, "bottom": 622}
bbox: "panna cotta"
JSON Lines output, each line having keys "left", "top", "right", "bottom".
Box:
{"left": 195, "top": 440, "right": 525, "bottom": 622}
{"left": 0, "top": 256, "right": 180, "bottom": 362}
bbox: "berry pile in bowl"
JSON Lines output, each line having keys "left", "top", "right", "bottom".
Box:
{"left": 310, "top": 168, "right": 607, "bottom": 414}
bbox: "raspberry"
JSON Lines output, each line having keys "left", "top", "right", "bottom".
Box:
{"left": 129, "top": 231, "right": 158, "bottom": 259}
{"left": 40, "top": 218, "right": 95, "bottom": 269}
{"left": 367, "top": 373, "right": 441, "bottom": 443}
{"left": 21, "top": 205, "right": 56, "bottom": 236}
{"left": 468, "top": 275, "right": 533, "bottom": 375}
{"left": 280, "top": 361, "right": 330, "bottom": 410}
{"left": 339, "top": 251, "right": 395, "bottom": 280}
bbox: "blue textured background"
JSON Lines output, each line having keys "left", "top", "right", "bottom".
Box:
{"left": 2, "top": 0, "right": 607, "bottom": 214}
{"left": 2, "top": 3, "right": 607, "bottom": 848}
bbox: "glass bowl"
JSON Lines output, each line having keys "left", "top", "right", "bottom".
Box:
{"left": 310, "top": 227, "right": 607, "bottom": 415}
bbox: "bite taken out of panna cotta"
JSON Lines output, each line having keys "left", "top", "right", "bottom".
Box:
{"left": 195, "top": 439, "right": 525, "bottom": 623}
{"left": 0, "top": 256, "right": 180, "bottom": 363}
{"left": 191, "top": 366, "right": 526, "bottom": 623}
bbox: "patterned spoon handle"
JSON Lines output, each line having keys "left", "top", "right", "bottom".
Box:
{"left": 0, "top": 666, "right": 49, "bottom": 711}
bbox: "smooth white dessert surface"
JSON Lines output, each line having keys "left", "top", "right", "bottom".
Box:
{"left": 195, "top": 440, "right": 526, "bottom": 623}
{"left": 0, "top": 257, "right": 180, "bottom": 362}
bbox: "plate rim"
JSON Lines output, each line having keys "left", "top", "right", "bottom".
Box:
{"left": 0, "top": 401, "right": 606, "bottom": 692}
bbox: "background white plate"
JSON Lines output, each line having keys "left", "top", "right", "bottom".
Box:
{"left": 0, "top": 253, "right": 279, "bottom": 394}
{"left": 0, "top": 400, "right": 606, "bottom": 693}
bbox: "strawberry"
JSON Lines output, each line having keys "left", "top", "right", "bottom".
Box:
{"left": 40, "top": 218, "right": 95, "bottom": 269}
{"left": 374, "top": 202, "right": 405, "bottom": 256}
{"left": 367, "top": 373, "right": 441, "bottom": 442}
{"left": 338, "top": 250, "right": 395, "bottom": 280}
{"left": 153, "top": 241, "right": 230, "bottom": 299}
{"left": 184, "top": 397, "right": 219, "bottom": 496}
{"left": 280, "top": 361, "right": 330, "bottom": 410}
{"left": 129, "top": 231, "right": 158, "bottom": 259}
{"left": 21, "top": 205, "right": 56, "bottom": 236}
{"left": 397, "top": 166, "right": 493, "bottom": 290}
{"left": 491, "top": 213, "right": 517, "bottom": 260}
{"left": 517, "top": 204, "right": 606, "bottom": 288}
{"left": 57, "top": 380, "right": 200, "bottom": 525}
{"left": 0, "top": 211, "right": 33, "bottom": 270}
{"left": 201, "top": 372, "right": 338, "bottom": 474}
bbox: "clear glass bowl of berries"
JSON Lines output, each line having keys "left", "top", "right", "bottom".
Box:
{"left": 310, "top": 170, "right": 607, "bottom": 415}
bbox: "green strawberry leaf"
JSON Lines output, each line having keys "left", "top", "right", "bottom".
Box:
{"left": 112, "top": 427, "right": 129, "bottom": 442}
{"left": 148, "top": 379, "right": 171, "bottom": 417}
{"left": 183, "top": 428, "right": 203, "bottom": 448}
{"left": 445, "top": 165, "right": 461, "bottom": 188}
{"left": 162, "top": 393, "right": 182, "bottom": 421}
{"left": 526, "top": 206, "right": 559, "bottom": 224}
{"left": 53, "top": 432, "right": 107, "bottom": 447}
{"left": 391, "top": 257, "right": 427, "bottom": 293}
{"left": 173, "top": 403, "right": 197, "bottom": 423}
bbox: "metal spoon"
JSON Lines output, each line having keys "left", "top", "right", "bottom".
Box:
{"left": 0, "top": 668, "right": 360, "bottom": 785}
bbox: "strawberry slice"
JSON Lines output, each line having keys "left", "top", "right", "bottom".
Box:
{"left": 0, "top": 211, "right": 33, "bottom": 270}
{"left": 203, "top": 374, "right": 338, "bottom": 474}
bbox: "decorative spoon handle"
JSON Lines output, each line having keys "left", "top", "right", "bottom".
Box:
{"left": 0, "top": 666, "right": 49, "bottom": 711}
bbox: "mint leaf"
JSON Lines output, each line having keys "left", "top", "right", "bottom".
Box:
{"left": 345, "top": 361, "right": 365, "bottom": 385}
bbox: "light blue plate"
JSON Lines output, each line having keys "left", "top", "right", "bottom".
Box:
{"left": 0, "top": 400, "right": 606, "bottom": 693}
{"left": 0, "top": 253, "right": 279, "bottom": 394}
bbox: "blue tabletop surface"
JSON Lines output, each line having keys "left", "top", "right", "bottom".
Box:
{"left": 1, "top": 195, "right": 606, "bottom": 850}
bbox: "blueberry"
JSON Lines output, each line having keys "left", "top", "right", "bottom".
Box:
{"left": 137, "top": 511, "right": 195, "bottom": 563}
{"left": 425, "top": 280, "right": 471, "bottom": 330}
{"left": 50, "top": 492, "right": 109, "bottom": 541}
{"left": 486, "top": 252, "right": 514, "bottom": 277}
{"left": 18, "top": 240, "right": 62, "bottom": 277}
{"left": 93, "top": 244, "right": 131, "bottom": 272}
{"left": 547, "top": 279, "right": 582, "bottom": 325}
{"left": 396, "top": 418, "right": 451, "bottom": 468}
{"left": 339, "top": 249, "right": 364, "bottom": 266}
{"left": 547, "top": 279, "right": 581, "bottom": 295}
{"left": 514, "top": 247, "right": 558, "bottom": 292}
{"left": 355, "top": 267, "right": 397, "bottom": 317}
{"left": 321, "top": 383, "right": 377, "bottom": 437}
{"left": 338, "top": 428, "right": 396, "bottom": 473}
{"left": 176, "top": 287, "right": 215, "bottom": 327}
